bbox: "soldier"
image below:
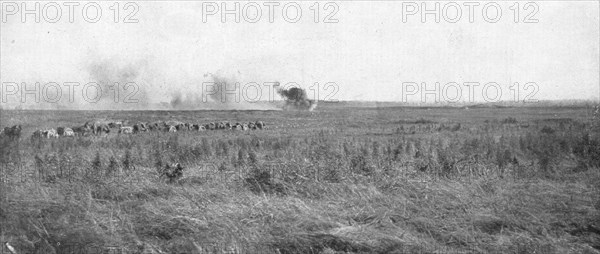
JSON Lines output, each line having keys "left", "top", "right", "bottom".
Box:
{"left": 255, "top": 121, "right": 265, "bottom": 130}
{"left": 207, "top": 122, "right": 216, "bottom": 130}
{"left": 45, "top": 129, "right": 59, "bottom": 138}
{"left": 3, "top": 125, "right": 22, "bottom": 139}
{"left": 133, "top": 123, "right": 147, "bottom": 133}
{"left": 96, "top": 123, "right": 110, "bottom": 134}
{"left": 62, "top": 128, "right": 75, "bottom": 137}
{"left": 72, "top": 125, "right": 92, "bottom": 136}
{"left": 119, "top": 126, "right": 134, "bottom": 134}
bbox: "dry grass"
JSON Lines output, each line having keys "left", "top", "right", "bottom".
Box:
{"left": 1, "top": 106, "right": 599, "bottom": 253}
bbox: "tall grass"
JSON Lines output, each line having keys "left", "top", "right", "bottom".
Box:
{"left": 1, "top": 108, "right": 599, "bottom": 253}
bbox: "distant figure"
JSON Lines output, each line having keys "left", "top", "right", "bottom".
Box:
{"left": 3, "top": 125, "right": 22, "bottom": 139}
{"left": 83, "top": 121, "right": 95, "bottom": 132}
{"left": 133, "top": 123, "right": 147, "bottom": 133}
{"left": 31, "top": 130, "right": 44, "bottom": 140}
{"left": 45, "top": 129, "right": 59, "bottom": 138}
{"left": 57, "top": 127, "right": 65, "bottom": 136}
{"left": 147, "top": 122, "right": 161, "bottom": 131}
{"left": 255, "top": 121, "right": 264, "bottom": 130}
{"left": 62, "top": 128, "right": 75, "bottom": 137}
{"left": 108, "top": 121, "right": 124, "bottom": 129}
{"left": 119, "top": 126, "right": 134, "bottom": 134}
{"left": 207, "top": 122, "right": 216, "bottom": 130}
{"left": 95, "top": 123, "right": 110, "bottom": 134}
{"left": 31, "top": 128, "right": 58, "bottom": 139}
{"left": 72, "top": 125, "right": 92, "bottom": 136}
{"left": 233, "top": 123, "right": 243, "bottom": 131}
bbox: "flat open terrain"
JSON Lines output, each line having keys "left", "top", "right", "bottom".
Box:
{"left": 1, "top": 104, "right": 599, "bottom": 253}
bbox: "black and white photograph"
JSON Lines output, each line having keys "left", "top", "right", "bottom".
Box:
{"left": 0, "top": 1, "right": 599, "bottom": 253}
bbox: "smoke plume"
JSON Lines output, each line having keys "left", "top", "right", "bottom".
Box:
{"left": 277, "top": 87, "right": 317, "bottom": 111}
{"left": 167, "top": 71, "right": 278, "bottom": 110}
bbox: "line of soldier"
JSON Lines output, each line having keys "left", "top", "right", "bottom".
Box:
{"left": 2, "top": 120, "right": 266, "bottom": 140}
{"left": 116, "top": 120, "right": 266, "bottom": 134}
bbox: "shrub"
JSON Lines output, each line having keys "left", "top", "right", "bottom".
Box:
{"left": 107, "top": 156, "right": 118, "bottom": 176}
{"left": 572, "top": 133, "right": 600, "bottom": 171}
{"left": 415, "top": 118, "right": 434, "bottom": 124}
{"left": 123, "top": 149, "right": 133, "bottom": 172}
{"left": 436, "top": 149, "right": 457, "bottom": 177}
{"left": 248, "top": 151, "right": 258, "bottom": 165}
{"left": 237, "top": 149, "right": 246, "bottom": 167}
{"left": 532, "top": 138, "right": 560, "bottom": 174}
{"left": 502, "top": 117, "right": 518, "bottom": 124}
{"left": 496, "top": 149, "right": 513, "bottom": 169}
{"left": 218, "top": 162, "right": 227, "bottom": 172}
{"left": 92, "top": 151, "right": 101, "bottom": 171}
{"left": 153, "top": 149, "right": 162, "bottom": 173}
{"left": 350, "top": 154, "right": 373, "bottom": 176}
{"left": 245, "top": 166, "right": 286, "bottom": 195}
{"left": 34, "top": 154, "right": 47, "bottom": 182}
{"left": 540, "top": 126, "right": 555, "bottom": 135}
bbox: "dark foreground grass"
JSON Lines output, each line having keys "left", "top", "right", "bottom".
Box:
{"left": 1, "top": 106, "right": 599, "bottom": 253}
{"left": 2, "top": 169, "right": 599, "bottom": 253}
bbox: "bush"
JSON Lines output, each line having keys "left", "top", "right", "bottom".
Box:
{"left": 540, "top": 126, "right": 555, "bottom": 135}
{"left": 92, "top": 151, "right": 101, "bottom": 171}
{"left": 245, "top": 166, "right": 286, "bottom": 195}
{"left": 572, "top": 133, "right": 600, "bottom": 171}
{"left": 123, "top": 149, "right": 133, "bottom": 172}
{"left": 350, "top": 154, "right": 373, "bottom": 176}
{"left": 502, "top": 117, "right": 518, "bottom": 124}
{"left": 107, "top": 156, "right": 118, "bottom": 176}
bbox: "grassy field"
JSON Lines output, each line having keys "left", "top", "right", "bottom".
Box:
{"left": 1, "top": 104, "right": 599, "bottom": 254}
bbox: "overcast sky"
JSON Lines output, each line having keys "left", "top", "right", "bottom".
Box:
{"left": 1, "top": 1, "right": 598, "bottom": 106}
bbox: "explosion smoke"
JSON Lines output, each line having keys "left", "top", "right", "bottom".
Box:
{"left": 168, "top": 71, "right": 278, "bottom": 110}
{"left": 85, "top": 58, "right": 151, "bottom": 109}
{"left": 277, "top": 87, "right": 317, "bottom": 111}
{"left": 204, "top": 72, "right": 240, "bottom": 103}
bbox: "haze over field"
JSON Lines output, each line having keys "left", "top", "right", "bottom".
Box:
{"left": 1, "top": 1, "right": 598, "bottom": 110}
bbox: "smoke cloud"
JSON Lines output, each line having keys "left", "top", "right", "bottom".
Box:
{"left": 2, "top": 54, "right": 279, "bottom": 111}
{"left": 277, "top": 87, "right": 317, "bottom": 111}
{"left": 167, "top": 70, "right": 278, "bottom": 110}
{"left": 85, "top": 58, "right": 151, "bottom": 109}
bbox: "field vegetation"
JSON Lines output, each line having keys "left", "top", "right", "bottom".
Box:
{"left": 1, "top": 105, "right": 599, "bottom": 253}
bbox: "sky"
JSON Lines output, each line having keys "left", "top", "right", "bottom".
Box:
{"left": 0, "top": 1, "right": 598, "bottom": 108}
